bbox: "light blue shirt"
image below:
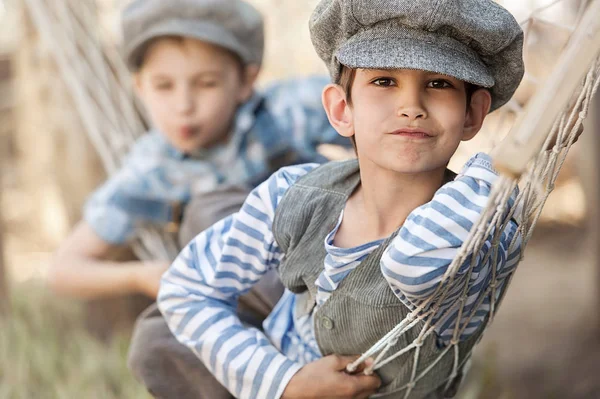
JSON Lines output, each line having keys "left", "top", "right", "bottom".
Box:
{"left": 158, "top": 153, "right": 522, "bottom": 399}
{"left": 84, "top": 76, "right": 348, "bottom": 244}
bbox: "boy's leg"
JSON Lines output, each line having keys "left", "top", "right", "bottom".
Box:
{"left": 129, "top": 184, "right": 284, "bottom": 398}
{"left": 128, "top": 270, "right": 283, "bottom": 399}
{"left": 178, "top": 184, "right": 251, "bottom": 246}
{"left": 128, "top": 304, "right": 233, "bottom": 399}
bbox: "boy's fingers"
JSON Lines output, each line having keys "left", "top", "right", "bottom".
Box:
{"left": 349, "top": 357, "right": 375, "bottom": 374}
{"left": 330, "top": 354, "right": 362, "bottom": 371}
{"left": 352, "top": 374, "right": 382, "bottom": 397}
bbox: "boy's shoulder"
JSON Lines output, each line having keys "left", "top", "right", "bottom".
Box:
{"left": 260, "top": 75, "right": 330, "bottom": 97}
{"left": 260, "top": 75, "right": 328, "bottom": 104}
{"left": 276, "top": 159, "right": 359, "bottom": 196}
{"left": 129, "top": 130, "right": 174, "bottom": 157}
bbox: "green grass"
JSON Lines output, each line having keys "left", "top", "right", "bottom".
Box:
{"left": 0, "top": 284, "right": 150, "bottom": 399}
{"left": 0, "top": 283, "right": 506, "bottom": 399}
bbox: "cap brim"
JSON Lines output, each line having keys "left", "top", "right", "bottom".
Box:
{"left": 125, "top": 19, "right": 252, "bottom": 71}
{"left": 336, "top": 33, "right": 495, "bottom": 89}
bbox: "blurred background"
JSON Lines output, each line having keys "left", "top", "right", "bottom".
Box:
{"left": 0, "top": 0, "right": 599, "bottom": 398}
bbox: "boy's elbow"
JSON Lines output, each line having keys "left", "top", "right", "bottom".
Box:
{"left": 46, "top": 255, "right": 72, "bottom": 295}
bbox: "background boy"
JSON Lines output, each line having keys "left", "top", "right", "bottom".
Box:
{"left": 51, "top": 0, "right": 346, "bottom": 300}
{"left": 50, "top": 0, "right": 350, "bottom": 396}
{"left": 158, "top": 0, "right": 526, "bottom": 398}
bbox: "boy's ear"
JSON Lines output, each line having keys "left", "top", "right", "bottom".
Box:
{"left": 463, "top": 88, "right": 492, "bottom": 141}
{"left": 132, "top": 72, "right": 145, "bottom": 98}
{"left": 322, "top": 83, "right": 354, "bottom": 138}
{"left": 238, "top": 64, "right": 260, "bottom": 102}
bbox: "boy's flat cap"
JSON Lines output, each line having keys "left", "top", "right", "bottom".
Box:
{"left": 309, "top": 0, "right": 525, "bottom": 111}
{"left": 122, "top": 0, "right": 264, "bottom": 71}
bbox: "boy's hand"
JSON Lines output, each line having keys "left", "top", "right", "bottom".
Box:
{"left": 132, "top": 261, "right": 170, "bottom": 299}
{"left": 282, "top": 355, "right": 381, "bottom": 399}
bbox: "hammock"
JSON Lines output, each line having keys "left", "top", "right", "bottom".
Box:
{"left": 21, "top": 0, "right": 600, "bottom": 396}
{"left": 22, "top": 0, "right": 179, "bottom": 261}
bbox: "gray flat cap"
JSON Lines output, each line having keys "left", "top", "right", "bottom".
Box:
{"left": 309, "top": 0, "right": 525, "bottom": 111}
{"left": 122, "top": 0, "right": 264, "bottom": 71}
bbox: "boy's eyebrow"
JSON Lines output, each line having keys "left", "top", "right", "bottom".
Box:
{"left": 150, "top": 70, "right": 224, "bottom": 80}
{"left": 362, "top": 68, "right": 460, "bottom": 80}
{"left": 192, "top": 70, "right": 224, "bottom": 78}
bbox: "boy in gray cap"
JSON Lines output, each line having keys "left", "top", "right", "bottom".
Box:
{"left": 50, "top": 0, "right": 350, "bottom": 397}
{"left": 158, "top": 0, "right": 525, "bottom": 398}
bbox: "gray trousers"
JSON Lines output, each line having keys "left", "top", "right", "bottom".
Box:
{"left": 128, "top": 185, "right": 284, "bottom": 399}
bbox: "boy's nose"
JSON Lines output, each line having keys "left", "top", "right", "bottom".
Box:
{"left": 398, "top": 105, "right": 427, "bottom": 120}
{"left": 176, "top": 88, "right": 195, "bottom": 115}
{"left": 396, "top": 87, "right": 428, "bottom": 120}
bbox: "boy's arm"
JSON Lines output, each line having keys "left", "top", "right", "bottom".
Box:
{"left": 159, "top": 163, "right": 380, "bottom": 399}
{"left": 158, "top": 165, "right": 313, "bottom": 399}
{"left": 50, "top": 221, "right": 168, "bottom": 298}
{"left": 50, "top": 138, "right": 185, "bottom": 299}
{"left": 380, "top": 153, "right": 522, "bottom": 341}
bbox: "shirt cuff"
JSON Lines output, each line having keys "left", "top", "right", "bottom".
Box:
{"left": 272, "top": 361, "right": 303, "bottom": 399}
{"left": 83, "top": 205, "right": 133, "bottom": 245}
{"left": 458, "top": 152, "right": 499, "bottom": 185}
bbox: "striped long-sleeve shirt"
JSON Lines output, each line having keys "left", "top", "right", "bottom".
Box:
{"left": 158, "top": 152, "right": 521, "bottom": 399}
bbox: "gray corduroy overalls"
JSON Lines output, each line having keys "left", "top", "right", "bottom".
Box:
{"left": 273, "top": 160, "right": 484, "bottom": 398}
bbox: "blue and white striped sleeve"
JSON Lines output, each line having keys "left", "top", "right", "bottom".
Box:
{"left": 157, "top": 163, "right": 318, "bottom": 399}
{"left": 380, "top": 153, "right": 522, "bottom": 341}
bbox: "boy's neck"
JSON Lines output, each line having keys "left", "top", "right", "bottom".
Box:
{"left": 348, "top": 158, "right": 447, "bottom": 242}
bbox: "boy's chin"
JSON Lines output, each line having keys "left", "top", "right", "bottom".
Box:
{"left": 371, "top": 156, "right": 449, "bottom": 175}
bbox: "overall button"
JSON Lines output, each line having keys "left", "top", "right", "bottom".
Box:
{"left": 321, "top": 317, "right": 334, "bottom": 330}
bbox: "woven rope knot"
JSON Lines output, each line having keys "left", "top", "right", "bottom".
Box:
{"left": 552, "top": 145, "right": 562, "bottom": 155}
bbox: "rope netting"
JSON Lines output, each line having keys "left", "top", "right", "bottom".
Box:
{"left": 17, "top": 0, "right": 600, "bottom": 395}
{"left": 22, "top": 0, "right": 179, "bottom": 261}
{"left": 345, "top": 0, "right": 600, "bottom": 396}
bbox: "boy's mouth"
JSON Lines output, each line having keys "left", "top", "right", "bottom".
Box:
{"left": 389, "top": 128, "right": 433, "bottom": 138}
{"left": 179, "top": 125, "right": 200, "bottom": 138}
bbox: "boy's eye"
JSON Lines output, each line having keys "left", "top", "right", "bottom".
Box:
{"left": 194, "top": 79, "right": 219, "bottom": 88}
{"left": 154, "top": 82, "right": 173, "bottom": 91}
{"left": 427, "top": 79, "right": 453, "bottom": 89}
{"left": 372, "top": 78, "right": 396, "bottom": 87}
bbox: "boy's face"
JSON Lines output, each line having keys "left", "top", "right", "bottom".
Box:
{"left": 134, "top": 38, "right": 256, "bottom": 154}
{"left": 328, "top": 68, "right": 489, "bottom": 174}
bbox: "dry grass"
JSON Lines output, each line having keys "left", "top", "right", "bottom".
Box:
{"left": 0, "top": 283, "right": 149, "bottom": 399}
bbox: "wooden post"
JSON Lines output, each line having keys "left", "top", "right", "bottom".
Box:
{"left": 577, "top": 91, "right": 600, "bottom": 330}
{"left": 0, "top": 51, "right": 13, "bottom": 313}
{"left": 0, "top": 187, "right": 7, "bottom": 314}
{"left": 0, "top": 168, "right": 7, "bottom": 314}
{"left": 592, "top": 96, "right": 600, "bottom": 331}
